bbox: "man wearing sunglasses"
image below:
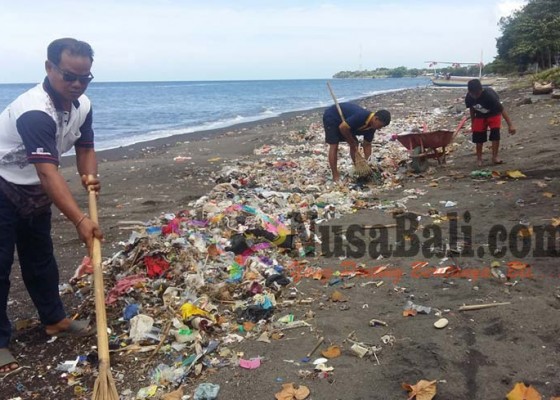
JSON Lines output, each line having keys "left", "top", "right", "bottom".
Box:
{"left": 0, "top": 38, "right": 102, "bottom": 377}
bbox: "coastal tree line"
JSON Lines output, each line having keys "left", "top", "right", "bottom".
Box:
{"left": 333, "top": 65, "right": 483, "bottom": 79}
{"left": 333, "top": 67, "right": 422, "bottom": 79}
{"left": 487, "top": 0, "right": 560, "bottom": 73}
{"left": 334, "top": 0, "right": 559, "bottom": 79}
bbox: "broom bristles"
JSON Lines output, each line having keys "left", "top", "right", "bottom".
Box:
{"left": 353, "top": 151, "right": 373, "bottom": 177}
{"left": 92, "top": 362, "right": 119, "bottom": 399}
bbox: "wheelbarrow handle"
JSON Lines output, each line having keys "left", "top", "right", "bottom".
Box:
{"left": 452, "top": 116, "right": 469, "bottom": 140}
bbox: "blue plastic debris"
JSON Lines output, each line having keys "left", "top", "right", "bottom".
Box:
{"left": 194, "top": 383, "right": 220, "bottom": 400}
{"left": 123, "top": 304, "right": 140, "bottom": 321}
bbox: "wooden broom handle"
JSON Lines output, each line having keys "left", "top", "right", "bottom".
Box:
{"left": 87, "top": 175, "right": 111, "bottom": 367}
{"left": 327, "top": 82, "right": 346, "bottom": 123}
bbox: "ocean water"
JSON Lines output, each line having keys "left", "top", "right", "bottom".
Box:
{"left": 0, "top": 78, "right": 430, "bottom": 151}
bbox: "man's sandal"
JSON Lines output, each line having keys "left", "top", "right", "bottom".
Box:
{"left": 46, "top": 319, "right": 94, "bottom": 338}
{"left": 0, "top": 348, "right": 23, "bottom": 379}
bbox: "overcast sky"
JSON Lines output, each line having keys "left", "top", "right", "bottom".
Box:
{"left": 0, "top": 0, "right": 525, "bottom": 83}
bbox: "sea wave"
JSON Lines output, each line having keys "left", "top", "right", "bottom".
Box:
{"left": 47, "top": 77, "right": 432, "bottom": 151}
{"left": 94, "top": 113, "right": 286, "bottom": 150}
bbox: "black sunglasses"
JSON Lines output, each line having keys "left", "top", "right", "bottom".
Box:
{"left": 51, "top": 63, "right": 94, "bottom": 84}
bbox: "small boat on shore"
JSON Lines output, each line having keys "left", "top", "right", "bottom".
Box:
{"left": 431, "top": 75, "right": 497, "bottom": 87}
{"left": 532, "top": 81, "right": 553, "bottom": 95}
{"left": 425, "top": 59, "right": 496, "bottom": 87}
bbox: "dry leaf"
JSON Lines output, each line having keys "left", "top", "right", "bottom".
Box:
{"left": 506, "top": 170, "right": 527, "bottom": 179}
{"left": 207, "top": 243, "right": 220, "bottom": 258}
{"left": 543, "top": 192, "right": 555, "bottom": 198}
{"left": 506, "top": 382, "right": 542, "bottom": 400}
{"left": 402, "top": 379, "right": 437, "bottom": 400}
{"left": 517, "top": 226, "right": 533, "bottom": 237}
{"left": 551, "top": 217, "right": 560, "bottom": 227}
{"left": 275, "top": 383, "right": 310, "bottom": 400}
{"left": 162, "top": 387, "right": 184, "bottom": 400}
{"left": 321, "top": 345, "right": 342, "bottom": 359}
{"left": 330, "top": 290, "right": 347, "bottom": 302}
{"left": 507, "top": 261, "right": 530, "bottom": 270}
{"left": 403, "top": 309, "right": 417, "bottom": 317}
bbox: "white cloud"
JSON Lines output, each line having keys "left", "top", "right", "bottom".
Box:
{"left": 496, "top": 0, "right": 526, "bottom": 19}
{"left": 0, "top": 0, "right": 519, "bottom": 83}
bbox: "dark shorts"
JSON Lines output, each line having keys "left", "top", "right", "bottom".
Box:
{"left": 472, "top": 115, "right": 501, "bottom": 143}
{"left": 323, "top": 118, "right": 373, "bottom": 145}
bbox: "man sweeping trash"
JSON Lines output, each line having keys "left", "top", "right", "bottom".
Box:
{"left": 322, "top": 103, "right": 391, "bottom": 182}
{"left": 0, "top": 38, "right": 102, "bottom": 377}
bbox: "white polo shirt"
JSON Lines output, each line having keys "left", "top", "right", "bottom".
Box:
{"left": 0, "top": 80, "right": 94, "bottom": 185}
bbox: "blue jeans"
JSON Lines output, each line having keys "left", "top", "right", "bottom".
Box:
{"left": 0, "top": 190, "right": 65, "bottom": 348}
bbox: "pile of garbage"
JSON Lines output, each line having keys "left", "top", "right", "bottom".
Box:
{"left": 68, "top": 105, "right": 465, "bottom": 398}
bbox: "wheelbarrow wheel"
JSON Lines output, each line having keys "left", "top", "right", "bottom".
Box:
{"left": 410, "top": 147, "right": 428, "bottom": 173}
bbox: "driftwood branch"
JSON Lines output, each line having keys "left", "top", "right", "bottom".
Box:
{"left": 143, "top": 320, "right": 173, "bottom": 370}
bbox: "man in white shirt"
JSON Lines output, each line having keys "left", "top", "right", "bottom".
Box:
{"left": 0, "top": 38, "right": 103, "bottom": 376}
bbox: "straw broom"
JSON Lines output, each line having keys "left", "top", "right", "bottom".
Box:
{"left": 87, "top": 176, "right": 119, "bottom": 400}
{"left": 352, "top": 148, "right": 373, "bottom": 178}
{"left": 326, "top": 82, "right": 373, "bottom": 178}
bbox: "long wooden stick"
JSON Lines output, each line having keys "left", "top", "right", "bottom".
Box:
{"left": 88, "top": 176, "right": 119, "bottom": 400}
{"left": 458, "top": 302, "right": 511, "bottom": 311}
{"left": 143, "top": 320, "right": 172, "bottom": 371}
{"left": 306, "top": 336, "right": 325, "bottom": 358}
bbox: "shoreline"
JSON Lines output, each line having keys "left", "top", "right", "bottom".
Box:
{"left": 61, "top": 85, "right": 440, "bottom": 167}
{"left": 62, "top": 106, "right": 327, "bottom": 165}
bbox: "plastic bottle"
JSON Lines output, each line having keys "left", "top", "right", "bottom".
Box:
{"left": 490, "top": 261, "right": 507, "bottom": 282}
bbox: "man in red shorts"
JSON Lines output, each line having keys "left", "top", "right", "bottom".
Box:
{"left": 465, "top": 79, "right": 516, "bottom": 166}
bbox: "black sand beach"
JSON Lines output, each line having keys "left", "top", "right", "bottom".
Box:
{"left": 4, "top": 82, "right": 560, "bottom": 399}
